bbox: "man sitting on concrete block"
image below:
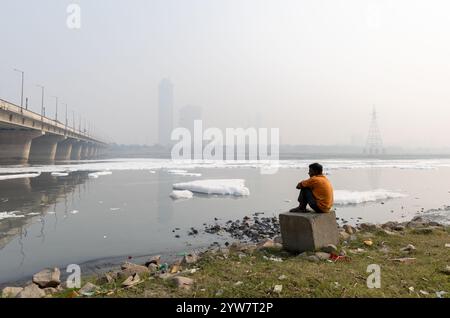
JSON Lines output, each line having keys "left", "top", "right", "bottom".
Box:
{"left": 290, "top": 163, "right": 334, "bottom": 213}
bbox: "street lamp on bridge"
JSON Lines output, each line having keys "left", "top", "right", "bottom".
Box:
{"left": 13, "top": 68, "right": 24, "bottom": 109}
{"left": 51, "top": 96, "right": 58, "bottom": 122}
{"left": 36, "top": 84, "right": 45, "bottom": 121}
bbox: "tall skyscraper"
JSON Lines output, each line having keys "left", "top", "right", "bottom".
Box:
{"left": 158, "top": 78, "right": 174, "bottom": 146}
{"left": 179, "top": 105, "right": 202, "bottom": 134}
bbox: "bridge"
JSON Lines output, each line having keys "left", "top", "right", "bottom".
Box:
{"left": 0, "top": 98, "right": 108, "bottom": 164}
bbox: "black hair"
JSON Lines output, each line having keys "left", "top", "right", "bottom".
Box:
{"left": 309, "top": 163, "right": 323, "bottom": 174}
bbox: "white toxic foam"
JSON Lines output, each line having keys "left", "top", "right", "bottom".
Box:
{"left": 173, "top": 179, "right": 250, "bottom": 196}
{"left": 0, "top": 173, "right": 41, "bottom": 181}
{"left": 51, "top": 172, "right": 69, "bottom": 177}
{"left": 0, "top": 211, "right": 25, "bottom": 220}
{"left": 334, "top": 189, "right": 407, "bottom": 205}
{"left": 168, "top": 169, "right": 202, "bottom": 177}
{"left": 170, "top": 190, "right": 194, "bottom": 200}
{"left": 88, "top": 171, "right": 112, "bottom": 178}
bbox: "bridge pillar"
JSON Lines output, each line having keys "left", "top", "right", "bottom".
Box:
{"left": 29, "top": 134, "right": 66, "bottom": 162}
{"left": 0, "top": 130, "right": 43, "bottom": 164}
{"left": 55, "top": 139, "right": 73, "bottom": 161}
{"left": 70, "top": 142, "right": 83, "bottom": 160}
{"left": 80, "top": 143, "right": 90, "bottom": 160}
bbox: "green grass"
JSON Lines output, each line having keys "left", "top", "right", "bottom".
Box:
{"left": 54, "top": 227, "right": 450, "bottom": 298}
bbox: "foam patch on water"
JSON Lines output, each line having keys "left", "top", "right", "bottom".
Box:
{"left": 334, "top": 189, "right": 407, "bottom": 205}
{"left": 168, "top": 169, "right": 202, "bottom": 177}
{"left": 0, "top": 211, "right": 25, "bottom": 220}
{"left": 51, "top": 172, "right": 69, "bottom": 177}
{"left": 0, "top": 158, "right": 450, "bottom": 177}
{"left": 88, "top": 171, "right": 112, "bottom": 178}
{"left": 173, "top": 179, "right": 250, "bottom": 196}
{"left": 0, "top": 173, "right": 41, "bottom": 180}
{"left": 170, "top": 190, "right": 194, "bottom": 200}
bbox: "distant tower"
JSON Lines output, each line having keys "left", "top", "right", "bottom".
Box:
{"left": 364, "top": 106, "right": 384, "bottom": 155}
{"left": 158, "top": 78, "right": 174, "bottom": 146}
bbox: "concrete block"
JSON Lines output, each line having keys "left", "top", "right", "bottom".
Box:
{"left": 279, "top": 211, "right": 339, "bottom": 253}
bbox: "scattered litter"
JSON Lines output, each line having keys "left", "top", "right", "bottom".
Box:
{"left": 419, "top": 290, "right": 429, "bottom": 295}
{"left": 436, "top": 291, "right": 447, "bottom": 298}
{"left": 234, "top": 281, "right": 243, "bottom": 286}
{"left": 273, "top": 285, "right": 283, "bottom": 293}
{"left": 363, "top": 240, "right": 373, "bottom": 246}
{"left": 278, "top": 275, "right": 287, "bottom": 280}
{"left": 445, "top": 243, "right": 450, "bottom": 248}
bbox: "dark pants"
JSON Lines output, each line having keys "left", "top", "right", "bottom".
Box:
{"left": 298, "top": 188, "right": 323, "bottom": 213}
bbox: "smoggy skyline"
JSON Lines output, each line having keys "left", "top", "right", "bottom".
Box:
{"left": 1, "top": 0, "right": 450, "bottom": 148}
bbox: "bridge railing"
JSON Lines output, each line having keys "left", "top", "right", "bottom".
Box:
{"left": 0, "top": 98, "right": 100, "bottom": 142}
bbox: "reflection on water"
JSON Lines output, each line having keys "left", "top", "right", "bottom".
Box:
{"left": 0, "top": 172, "right": 90, "bottom": 252}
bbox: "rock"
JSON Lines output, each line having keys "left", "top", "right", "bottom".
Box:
{"left": 171, "top": 276, "right": 194, "bottom": 290}
{"left": 2, "top": 287, "right": 23, "bottom": 298}
{"left": 381, "top": 222, "right": 398, "bottom": 230}
{"left": 78, "top": 282, "right": 99, "bottom": 296}
{"left": 43, "top": 287, "right": 59, "bottom": 295}
{"left": 279, "top": 211, "right": 339, "bottom": 253}
{"left": 442, "top": 265, "right": 450, "bottom": 275}
{"left": 122, "top": 274, "right": 141, "bottom": 288}
{"left": 412, "top": 228, "right": 434, "bottom": 235}
{"left": 359, "top": 223, "right": 378, "bottom": 231}
{"left": 315, "top": 252, "right": 331, "bottom": 260}
{"left": 273, "top": 236, "right": 283, "bottom": 244}
{"left": 97, "top": 272, "right": 117, "bottom": 284}
{"left": 339, "top": 250, "right": 347, "bottom": 256}
{"left": 383, "top": 229, "right": 399, "bottom": 236}
{"left": 182, "top": 252, "right": 199, "bottom": 265}
{"left": 32, "top": 267, "right": 61, "bottom": 288}
{"left": 219, "top": 247, "right": 230, "bottom": 256}
{"left": 273, "top": 285, "right": 283, "bottom": 293}
{"left": 148, "top": 263, "right": 159, "bottom": 272}
{"left": 393, "top": 225, "right": 406, "bottom": 231}
{"left": 400, "top": 244, "right": 416, "bottom": 252}
{"left": 343, "top": 224, "right": 354, "bottom": 234}
{"left": 16, "top": 284, "right": 46, "bottom": 298}
{"left": 119, "top": 262, "right": 150, "bottom": 279}
{"left": 257, "top": 239, "right": 275, "bottom": 249}
{"left": 321, "top": 244, "right": 338, "bottom": 254}
{"left": 145, "top": 255, "right": 161, "bottom": 267}
{"left": 305, "top": 255, "right": 321, "bottom": 262}
{"left": 339, "top": 231, "right": 350, "bottom": 241}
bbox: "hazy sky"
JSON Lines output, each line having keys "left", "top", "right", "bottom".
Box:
{"left": 1, "top": 0, "right": 450, "bottom": 147}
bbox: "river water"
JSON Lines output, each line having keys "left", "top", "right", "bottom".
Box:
{"left": 0, "top": 158, "right": 449, "bottom": 284}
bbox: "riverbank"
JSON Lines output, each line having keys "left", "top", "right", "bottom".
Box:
{"left": 2, "top": 217, "right": 449, "bottom": 298}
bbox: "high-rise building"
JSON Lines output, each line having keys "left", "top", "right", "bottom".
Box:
{"left": 179, "top": 105, "right": 202, "bottom": 134}
{"left": 158, "top": 78, "right": 174, "bottom": 146}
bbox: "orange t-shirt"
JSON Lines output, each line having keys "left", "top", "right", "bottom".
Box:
{"left": 299, "top": 175, "right": 334, "bottom": 212}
